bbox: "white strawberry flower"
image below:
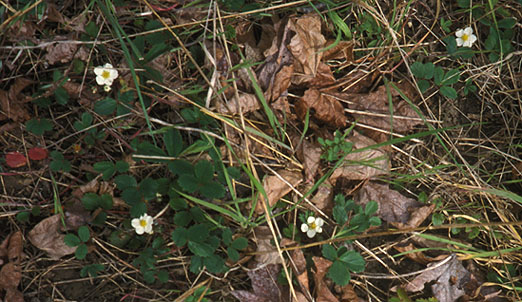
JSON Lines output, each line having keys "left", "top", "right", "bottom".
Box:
{"left": 94, "top": 63, "right": 118, "bottom": 87}
{"left": 301, "top": 216, "right": 324, "bottom": 238}
{"left": 131, "top": 213, "right": 154, "bottom": 235}
{"left": 455, "top": 27, "right": 477, "bottom": 48}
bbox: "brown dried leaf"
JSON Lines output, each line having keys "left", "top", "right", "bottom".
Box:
{"left": 265, "top": 64, "right": 294, "bottom": 102}
{"left": 5, "top": 287, "right": 24, "bottom": 302}
{"left": 7, "top": 231, "right": 22, "bottom": 262}
{"left": 0, "top": 78, "right": 33, "bottom": 122}
{"left": 345, "top": 82, "right": 422, "bottom": 133}
{"left": 45, "top": 40, "right": 79, "bottom": 65}
{"left": 355, "top": 182, "right": 423, "bottom": 226}
{"left": 255, "top": 170, "right": 302, "bottom": 214}
{"left": 288, "top": 15, "right": 326, "bottom": 82}
{"left": 296, "top": 88, "right": 346, "bottom": 128}
{"left": 313, "top": 256, "right": 339, "bottom": 302}
{"left": 291, "top": 249, "right": 310, "bottom": 294}
{"left": 323, "top": 40, "right": 354, "bottom": 62}
{"left": 27, "top": 214, "right": 76, "bottom": 259}
{"left": 394, "top": 243, "right": 447, "bottom": 265}
{"left": 253, "top": 226, "right": 281, "bottom": 266}
{"left": 338, "top": 70, "right": 380, "bottom": 94}
{"left": 329, "top": 132, "right": 389, "bottom": 183}
{"left": 340, "top": 284, "right": 364, "bottom": 302}
{"left": 297, "top": 139, "right": 322, "bottom": 182}
{"left": 403, "top": 254, "right": 470, "bottom": 302}
{"left": 0, "top": 262, "right": 21, "bottom": 289}
{"left": 311, "top": 181, "right": 334, "bottom": 211}
{"left": 217, "top": 93, "right": 260, "bottom": 115}
{"left": 231, "top": 264, "right": 285, "bottom": 302}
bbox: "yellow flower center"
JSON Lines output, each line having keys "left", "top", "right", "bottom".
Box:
{"left": 309, "top": 222, "right": 316, "bottom": 229}
{"left": 102, "top": 70, "right": 111, "bottom": 79}
{"left": 461, "top": 34, "right": 469, "bottom": 41}
{"left": 140, "top": 219, "right": 147, "bottom": 227}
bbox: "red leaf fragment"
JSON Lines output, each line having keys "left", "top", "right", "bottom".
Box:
{"left": 5, "top": 152, "right": 27, "bottom": 168}
{"left": 28, "top": 147, "right": 49, "bottom": 161}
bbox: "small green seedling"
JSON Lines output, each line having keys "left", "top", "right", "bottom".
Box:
{"left": 49, "top": 151, "right": 72, "bottom": 172}
{"left": 64, "top": 226, "right": 90, "bottom": 260}
{"left": 318, "top": 130, "right": 353, "bottom": 162}
{"left": 322, "top": 244, "right": 365, "bottom": 286}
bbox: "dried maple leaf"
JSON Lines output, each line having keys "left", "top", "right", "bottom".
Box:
{"left": 5, "top": 152, "right": 27, "bottom": 168}
{"left": 27, "top": 214, "right": 76, "bottom": 259}
{"left": 356, "top": 182, "right": 432, "bottom": 228}
{"left": 329, "top": 132, "right": 390, "bottom": 183}
{"left": 403, "top": 254, "right": 471, "bottom": 302}
{"left": 255, "top": 170, "right": 302, "bottom": 214}
{"left": 296, "top": 88, "right": 346, "bottom": 128}
{"left": 312, "top": 256, "right": 339, "bottom": 302}
{"left": 231, "top": 264, "right": 286, "bottom": 302}
{"left": 0, "top": 78, "right": 32, "bottom": 122}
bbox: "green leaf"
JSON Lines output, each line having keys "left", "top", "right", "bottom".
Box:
{"left": 64, "top": 234, "right": 80, "bottom": 247}
{"left": 433, "top": 67, "right": 444, "bottom": 86}
{"left": 16, "top": 212, "right": 30, "bottom": 223}
{"left": 164, "top": 128, "right": 183, "bottom": 157}
{"left": 130, "top": 202, "right": 147, "bottom": 218}
{"left": 199, "top": 181, "right": 225, "bottom": 199}
{"left": 115, "top": 160, "right": 130, "bottom": 173}
{"left": 54, "top": 86, "right": 69, "bottom": 105}
{"left": 121, "top": 188, "right": 141, "bottom": 204}
{"left": 497, "top": 18, "right": 516, "bottom": 29}
{"left": 173, "top": 211, "right": 192, "bottom": 227}
{"left": 222, "top": 228, "right": 233, "bottom": 246}
{"left": 190, "top": 255, "right": 203, "bottom": 273}
{"left": 75, "top": 243, "right": 88, "bottom": 260}
{"left": 369, "top": 216, "right": 381, "bottom": 226}
{"left": 25, "top": 118, "right": 53, "bottom": 135}
{"left": 188, "top": 224, "right": 210, "bottom": 243}
{"left": 172, "top": 227, "right": 189, "bottom": 247}
{"left": 180, "top": 140, "right": 211, "bottom": 156}
{"left": 169, "top": 197, "right": 188, "bottom": 210}
{"left": 204, "top": 254, "right": 226, "bottom": 274}
{"left": 417, "top": 80, "right": 430, "bottom": 93}
{"left": 85, "top": 21, "right": 99, "bottom": 38}
{"left": 432, "top": 212, "right": 445, "bottom": 226}
{"left": 93, "top": 161, "right": 115, "bottom": 180}
{"left": 114, "top": 175, "right": 137, "bottom": 190}
{"left": 440, "top": 86, "right": 457, "bottom": 99}
{"left": 49, "top": 151, "right": 71, "bottom": 172}
{"left": 443, "top": 69, "right": 460, "bottom": 85}
{"left": 327, "top": 260, "right": 351, "bottom": 286}
{"left": 333, "top": 205, "right": 348, "bottom": 225}
{"left": 139, "top": 177, "right": 158, "bottom": 200}
{"left": 92, "top": 211, "right": 107, "bottom": 225}
{"left": 194, "top": 160, "right": 214, "bottom": 183}
{"left": 322, "top": 244, "right": 338, "bottom": 261}
{"left": 157, "top": 270, "right": 169, "bottom": 283}
{"left": 136, "top": 141, "right": 166, "bottom": 162}
{"left": 168, "top": 159, "right": 194, "bottom": 175}
{"left": 178, "top": 174, "right": 199, "bottom": 193}
{"left": 188, "top": 241, "right": 215, "bottom": 257}
{"left": 457, "top": 0, "right": 470, "bottom": 8}
{"left": 339, "top": 250, "right": 365, "bottom": 272}
{"left": 99, "top": 194, "right": 113, "bottom": 210}
{"left": 80, "top": 264, "right": 104, "bottom": 278}
{"left": 410, "top": 62, "right": 425, "bottom": 78}
{"left": 227, "top": 246, "right": 240, "bottom": 262}
{"left": 423, "top": 62, "right": 435, "bottom": 79}
{"left": 94, "top": 98, "right": 117, "bottom": 115}
{"left": 364, "top": 201, "right": 379, "bottom": 216}
{"left": 78, "top": 226, "right": 90, "bottom": 242}
{"left": 231, "top": 237, "right": 248, "bottom": 250}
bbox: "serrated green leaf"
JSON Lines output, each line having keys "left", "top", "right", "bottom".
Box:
{"left": 189, "top": 255, "right": 203, "bottom": 273}
{"left": 199, "top": 181, "right": 225, "bottom": 199}
{"left": 333, "top": 205, "right": 348, "bottom": 225}
{"left": 188, "top": 241, "right": 215, "bottom": 257}
{"left": 94, "top": 98, "right": 117, "bottom": 115}
{"left": 173, "top": 211, "right": 192, "bottom": 227}
{"left": 136, "top": 141, "right": 167, "bottom": 162}
{"left": 204, "top": 254, "right": 226, "bottom": 274}
{"left": 82, "top": 193, "right": 99, "bottom": 210}
{"left": 115, "top": 160, "right": 129, "bottom": 172}
{"left": 194, "top": 160, "right": 214, "bottom": 183}
{"left": 121, "top": 187, "right": 141, "bottom": 204}
{"left": 222, "top": 228, "right": 233, "bottom": 246}
{"left": 322, "top": 244, "right": 338, "bottom": 261}
{"left": 327, "top": 260, "right": 351, "bottom": 286}
{"left": 433, "top": 67, "right": 444, "bottom": 86}
{"left": 25, "top": 118, "right": 53, "bottom": 136}
{"left": 75, "top": 243, "right": 88, "bottom": 260}
{"left": 188, "top": 224, "right": 210, "bottom": 243}
{"left": 169, "top": 197, "right": 188, "bottom": 210}
{"left": 497, "top": 18, "right": 516, "bottom": 29}
{"left": 93, "top": 161, "right": 115, "bottom": 180}
{"left": 443, "top": 69, "right": 460, "bottom": 85}
{"left": 64, "top": 234, "right": 81, "bottom": 247}
{"left": 130, "top": 201, "right": 147, "bottom": 218}
{"left": 227, "top": 246, "right": 240, "bottom": 262}
{"left": 164, "top": 128, "right": 183, "bottom": 157}
{"left": 171, "top": 227, "right": 189, "bottom": 246}
{"left": 178, "top": 174, "right": 199, "bottom": 193}
{"left": 54, "top": 86, "right": 69, "bottom": 105}
{"left": 231, "top": 237, "right": 248, "bottom": 250}
{"left": 417, "top": 80, "right": 430, "bottom": 93}
{"left": 114, "top": 174, "right": 137, "bottom": 190}
{"left": 139, "top": 177, "right": 158, "bottom": 200}
{"left": 410, "top": 61, "right": 425, "bottom": 78}
{"left": 78, "top": 226, "right": 90, "bottom": 242}
{"left": 339, "top": 250, "right": 365, "bottom": 272}
{"left": 440, "top": 86, "right": 457, "bottom": 99}
{"left": 99, "top": 194, "right": 113, "bottom": 210}
{"left": 424, "top": 62, "right": 435, "bottom": 79}
{"left": 168, "top": 159, "right": 194, "bottom": 175}
{"left": 364, "top": 201, "right": 379, "bottom": 216}
{"left": 156, "top": 270, "right": 169, "bottom": 283}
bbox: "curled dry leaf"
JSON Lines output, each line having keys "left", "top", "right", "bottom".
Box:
{"left": 5, "top": 152, "right": 27, "bottom": 168}
{"left": 340, "top": 284, "right": 364, "bottom": 302}
{"left": 231, "top": 264, "right": 285, "bottom": 302}
{"left": 253, "top": 226, "right": 281, "bottom": 266}
{"left": 218, "top": 93, "right": 260, "bottom": 115}
{"left": 323, "top": 40, "right": 354, "bottom": 62}
{"left": 310, "top": 181, "right": 334, "bottom": 211}
{"left": 7, "top": 231, "right": 23, "bottom": 263}
{"left": 313, "top": 256, "right": 339, "bottom": 302}
{"left": 255, "top": 170, "right": 302, "bottom": 214}
{"left": 394, "top": 242, "right": 448, "bottom": 265}
{"left": 356, "top": 182, "right": 433, "bottom": 228}
{"left": 0, "top": 262, "right": 21, "bottom": 290}
{"left": 28, "top": 214, "right": 76, "bottom": 259}
{"left": 296, "top": 88, "right": 346, "bottom": 128}
{"left": 403, "top": 254, "right": 471, "bottom": 302}
{"left": 45, "top": 40, "right": 79, "bottom": 65}
{"left": 291, "top": 249, "right": 310, "bottom": 295}
{"left": 329, "top": 132, "right": 389, "bottom": 183}
{"left": 265, "top": 64, "right": 294, "bottom": 102}
{"left": 296, "top": 139, "right": 322, "bottom": 182}
{"left": 0, "top": 78, "right": 33, "bottom": 122}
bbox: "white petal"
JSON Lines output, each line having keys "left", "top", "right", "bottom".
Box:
{"left": 316, "top": 226, "right": 323, "bottom": 233}
{"left": 109, "top": 68, "right": 118, "bottom": 80}
{"left": 104, "top": 63, "right": 113, "bottom": 69}
{"left": 144, "top": 225, "right": 153, "bottom": 234}
{"left": 455, "top": 29, "right": 464, "bottom": 37}
{"left": 456, "top": 38, "right": 464, "bottom": 47}
{"left": 96, "top": 76, "right": 107, "bottom": 86}
{"left": 131, "top": 218, "right": 140, "bottom": 228}
{"left": 307, "top": 216, "right": 315, "bottom": 224}
{"left": 135, "top": 226, "right": 144, "bottom": 235}
{"left": 463, "top": 27, "right": 473, "bottom": 35}
{"left": 468, "top": 34, "right": 477, "bottom": 44}
{"left": 145, "top": 215, "right": 153, "bottom": 225}
{"left": 315, "top": 217, "right": 324, "bottom": 227}
{"left": 306, "top": 229, "right": 316, "bottom": 238}
{"left": 94, "top": 67, "right": 104, "bottom": 76}
{"left": 301, "top": 223, "right": 309, "bottom": 232}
